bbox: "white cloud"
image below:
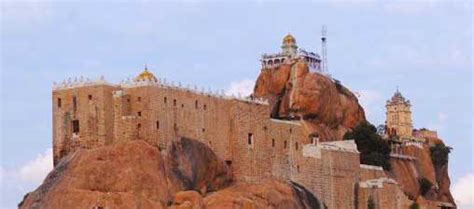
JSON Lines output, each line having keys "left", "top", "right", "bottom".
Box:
{"left": 357, "top": 89, "right": 382, "bottom": 117}
{"left": 438, "top": 112, "right": 448, "bottom": 122}
{"left": 19, "top": 148, "right": 53, "bottom": 183}
{"left": 225, "top": 79, "right": 254, "bottom": 97}
{"left": 453, "top": 173, "right": 474, "bottom": 207}
{"left": 0, "top": 166, "right": 4, "bottom": 184}
{"left": 427, "top": 111, "right": 449, "bottom": 131}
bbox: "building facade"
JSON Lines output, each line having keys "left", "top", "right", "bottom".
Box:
{"left": 51, "top": 35, "right": 434, "bottom": 208}
{"left": 261, "top": 34, "right": 322, "bottom": 73}
{"left": 385, "top": 89, "right": 413, "bottom": 139}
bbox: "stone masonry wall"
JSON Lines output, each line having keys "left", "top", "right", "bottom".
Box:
{"left": 53, "top": 82, "right": 415, "bottom": 209}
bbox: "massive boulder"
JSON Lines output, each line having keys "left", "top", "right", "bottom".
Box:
{"left": 253, "top": 59, "right": 366, "bottom": 141}
{"left": 19, "top": 138, "right": 321, "bottom": 209}
{"left": 19, "top": 138, "right": 232, "bottom": 209}
{"left": 171, "top": 180, "right": 324, "bottom": 209}
{"left": 388, "top": 143, "right": 455, "bottom": 205}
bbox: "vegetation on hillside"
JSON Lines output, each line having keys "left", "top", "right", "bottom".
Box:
{"left": 409, "top": 202, "right": 420, "bottom": 209}
{"left": 343, "top": 122, "right": 391, "bottom": 170}
{"left": 430, "top": 143, "right": 452, "bottom": 170}
{"left": 418, "top": 177, "right": 433, "bottom": 196}
{"left": 367, "top": 197, "right": 376, "bottom": 209}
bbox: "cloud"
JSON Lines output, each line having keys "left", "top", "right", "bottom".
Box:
{"left": 438, "top": 112, "right": 448, "bottom": 122}
{"left": 225, "top": 79, "right": 254, "bottom": 97}
{"left": 427, "top": 111, "right": 449, "bottom": 131}
{"left": 453, "top": 173, "right": 474, "bottom": 207}
{"left": 19, "top": 148, "right": 53, "bottom": 183}
{"left": 357, "top": 89, "right": 382, "bottom": 117}
{"left": 0, "top": 166, "right": 4, "bottom": 184}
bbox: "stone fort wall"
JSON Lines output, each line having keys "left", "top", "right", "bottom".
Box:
{"left": 52, "top": 80, "right": 410, "bottom": 209}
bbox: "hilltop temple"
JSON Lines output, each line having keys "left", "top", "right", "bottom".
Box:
{"left": 50, "top": 34, "right": 454, "bottom": 209}
{"left": 261, "top": 33, "right": 324, "bottom": 74}
{"left": 385, "top": 89, "right": 414, "bottom": 138}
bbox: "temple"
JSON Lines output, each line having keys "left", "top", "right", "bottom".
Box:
{"left": 385, "top": 88, "right": 413, "bottom": 139}
{"left": 261, "top": 34, "right": 323, "bottom": 74}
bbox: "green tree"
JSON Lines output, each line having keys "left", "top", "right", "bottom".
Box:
{"left": 418, "top": 177, "right": 433, "bottom": 196}
{"left": 409, "top": 202, "right": 420, "bottom": 209}
{"left": 430, "top": 143, "right": 452, "bottom": 170}
{"left": 367, "top": 197, "right": 376, "bottom": 209}
{"left": 344, "top": 121, "right": 391, "bottom": 170}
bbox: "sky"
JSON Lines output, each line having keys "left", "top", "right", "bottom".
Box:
{"left": 0, "top": 0, "right": 472, "bottom": 208}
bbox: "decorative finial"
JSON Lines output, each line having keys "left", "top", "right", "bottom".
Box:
{"left": 144, "top": 63, "right": 148, "bottom": 71}
{"left": 396, "top": 86, "right": 399, "bottom": 93}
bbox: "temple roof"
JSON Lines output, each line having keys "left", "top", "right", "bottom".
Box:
{"left": 388, "top": 88, "right": 410, "bottom": 105}
{"left": 283, "top": 33, "right": 296, "bottom": 45}
{"left": 135, "top": 66, "right": 157, "bottom": 82}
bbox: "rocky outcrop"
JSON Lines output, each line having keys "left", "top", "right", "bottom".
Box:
{"left": 19, "top": 138, "right": 232, "bottom": 209}
{"left": 388, "top": 143, "right": 455, "bottom": 205}
{"left": 19, "top": 138, "right": 321, "bottom": 209}
{"left": 253, "top": 59, "right": 366, "bottom": 141}
{"left": 170, "top": 180, "right": 324, "bottom": 209}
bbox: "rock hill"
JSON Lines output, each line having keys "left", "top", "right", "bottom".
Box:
{"left": 19, "top": 138, "right": 322, "bottom": 209}
{"left": 253, "top": 59, "right": 366, "bottom": 141}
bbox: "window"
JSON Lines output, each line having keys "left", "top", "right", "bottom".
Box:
{"left": 295, "top": 142, "right": 299, "bottom": 150}
{"left": 263, "top": 126, "right": 268, "bottom": 131}
{"left": 289, "top": 128, "right": 293, "bottom": 133}
{"left": 174, "top": 123, "right": 177, "bottom": 131}
{"left": 284, "top": 141, "right": 287, "bottom": 149}
{"left": 164, "top": 97, "right": 167, "bottom": 104}
{"left": 297, "top": 165, "right": 300, "bottom": 172}
{"left": 181, "top": 104, "right": 184, "bottom": 108}
{"left": 72, "top": 120, "right": 80, "bottom": 134}
{"left": 137, "top": 123, "right": 141, "bottom": 128}
{"left": 127, "top": 98, "right": 131, "bottom": 103}
{"left": 173, "top": 99, "right": 177, "bottom": 106}
{"left": 203, "top": 104, "right": 207, "bottom": 110}
{"left": 137, "top": 111, "right": 142, "bottom": 117}
{"left": 73, "top": 96, "right": 77, "bottom": 111}
{"left": 202, "top": 128, "right": 205, "bottom": 132}
{"left": 248, "top": 133, "right": 253, "bottom": 145}
{"left": 272, "top": 138, "right": 275, "bottom": 147}
{"left": 88, "top": 95, "right": 93, "bottom": 100}
{"left": 57, "top": 98, "right": 62, "bottom": 108}
{"left": 195, "top": 100, "right": 198, "bottom": 109}
{"left": 156, "top": 121, "right": 160, "bottom": 129}
{"left": 137, "top": 97, "right": 141, "bottom": 102}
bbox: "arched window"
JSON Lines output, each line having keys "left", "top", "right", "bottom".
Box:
{"left": 274, "top": 59, "right": 280, "bottom": 65}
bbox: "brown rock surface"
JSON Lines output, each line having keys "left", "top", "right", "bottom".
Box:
{"left": 388, "top": 143, "right": 455, "bottom": 205}
{"left": 253, "top": 60, "right": 366, "bottom": 141}
{"left": 203, "top": 180, "right": 323, "bottom": 209}
{"left": 19, "top": 138, "right": 321, "bottom": 209}
{"left": 19, "top": 138, "right": 232, "bottom": 209}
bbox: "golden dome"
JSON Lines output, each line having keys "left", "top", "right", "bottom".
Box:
{"left": 135, "top": 66, "right": 157, "bottom": 82}
{"left": 283, "top": 33, "right": 296, "bottom": 45}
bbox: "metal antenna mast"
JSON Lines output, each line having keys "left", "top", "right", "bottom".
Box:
{"left": 321, "top": 25, "right": 328, "bottom": 74}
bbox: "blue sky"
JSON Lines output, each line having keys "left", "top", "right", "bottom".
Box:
{"left": 1, "top": 1, "right": 472, "bottom": 208}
